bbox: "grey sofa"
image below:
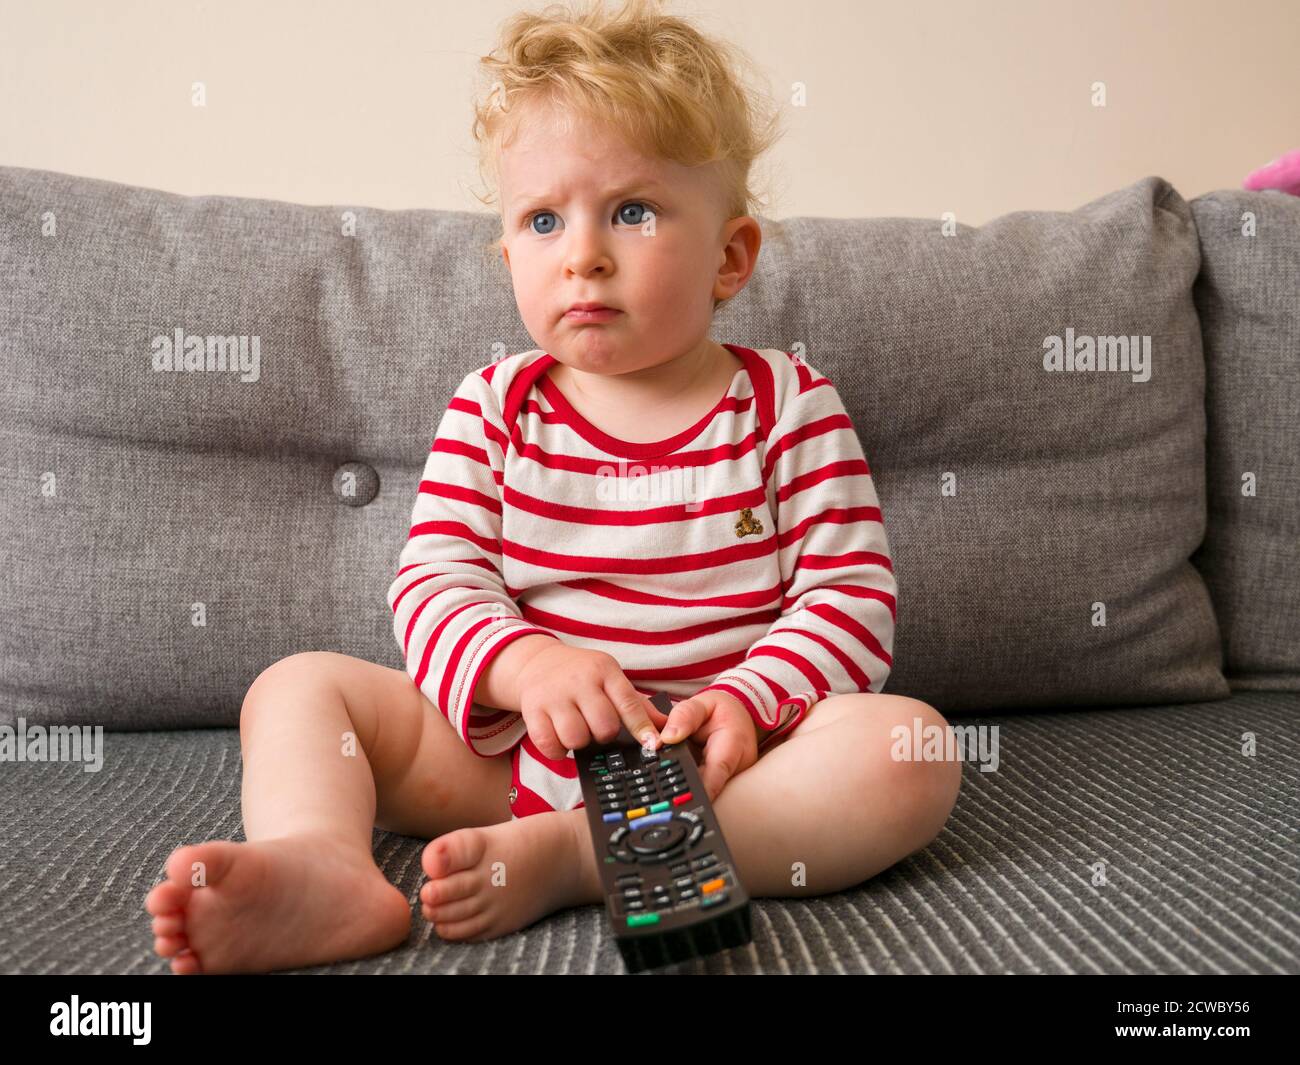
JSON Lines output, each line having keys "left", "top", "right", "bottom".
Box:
{"left": 1, "top": 165, "right": 1296, "bottom": 974}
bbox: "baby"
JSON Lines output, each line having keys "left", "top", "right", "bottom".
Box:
{"left": 145, "top": 0, "right": 960, "bottom": 974}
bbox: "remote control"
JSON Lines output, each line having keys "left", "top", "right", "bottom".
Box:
{"left": 575, "top": 690, "right": 752, "bottom": 972}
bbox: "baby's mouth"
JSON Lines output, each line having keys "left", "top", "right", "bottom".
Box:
{"left": 564, "top": 307, "right": 623, "bottom": 324}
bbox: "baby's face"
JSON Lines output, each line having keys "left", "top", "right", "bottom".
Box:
{"left": 498, "top": 102, "right": 737, "bottom": 377}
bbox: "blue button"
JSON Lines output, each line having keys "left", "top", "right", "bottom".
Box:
{"left": 628, "top": 811, "right": 673, "bottom": 830}
{"left": 602, "top": 812, "right": 623, "bottom": 823}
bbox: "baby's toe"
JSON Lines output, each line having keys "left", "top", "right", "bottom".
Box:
{"left": 426, "top": 892, "right": 484, "bottom": 926}
{"left": 421, "top": 830, "right": 486, "bottom": 881}
{"left": 164, "top": 840, "right": 238, "bottom": 888}
{"left": 144, "top": 880, "right": 188, "bottom": 916}
{"left": 154, "top": 933, "right": 188, "bottom": 958}
{"left": 421, "top": 870, "right": 477, "bottom": 906}
{"left": 169, "top": 951, "right": 202, "bottom": 975}
{"left": 152, "top": 913, "right": 184, "bottom": 937}
{"left": 432, "top": 913, "right": 491, "bottom": 942}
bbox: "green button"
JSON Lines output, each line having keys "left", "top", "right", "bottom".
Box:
{"left": 659, "top": 758, "right": 674, "bottom": 766}
{"left": 627, "top": 912, "right": 661, "bottom": 927}
{"left": 604, "top": 856, "right": 616, "bottom": 863}
{"left": 650, "top": 801, "right": 670, "bottom": 813}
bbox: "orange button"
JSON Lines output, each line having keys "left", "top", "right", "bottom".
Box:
{"left": 701, "top": 877, "right": 725, "bottom": 893}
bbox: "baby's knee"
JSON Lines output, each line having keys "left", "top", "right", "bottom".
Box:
{"left": 868, "top": 696, "right": 963, "bottom": 845}
{"left": 240, "top": 651, "right": 349, "bottom": 726}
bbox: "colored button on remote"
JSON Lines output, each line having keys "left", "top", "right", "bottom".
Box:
{"left": 627, "top": 912, "right": 661, "bottom": 927}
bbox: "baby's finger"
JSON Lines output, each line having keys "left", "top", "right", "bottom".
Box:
{"left": 575, "top": 689, "right": 623, "bottom": 745}
{"left": 659, "top": 698, "right": 708, "bottom": 745}
{"left": 605, "top": 675, "right": 662, "bottom": 749}
{"left": 521, "top": 703, "right": 564, "bottom": 758}
{"left": 698, "top": 728, "right": 745, "bottom": 801}
{"left": 528, "top": 701, "right": 588, "bottom": 759}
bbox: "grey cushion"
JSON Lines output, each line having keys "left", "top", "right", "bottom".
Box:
{"left": 1189, "top": 189, "right": 1300, "bottom": 692}
{"left": 3, "top": 690, "right": 1295, "bottom": 974}
{"left": 0, "top": 167, "right": 1228, "bottom": 727}
{"left": 730, "top": 177, "right": 1229, "bottom": 711}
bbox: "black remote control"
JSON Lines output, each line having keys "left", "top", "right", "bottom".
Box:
{"left": 575, "top": 690, "right": 752, "bottom": 972}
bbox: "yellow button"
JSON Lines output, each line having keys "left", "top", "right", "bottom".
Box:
{"left": 701, "top": 877, "right": 726, "bottom": 894}
{"left": 626, "top": 807, "right": 648, "bottom": 819}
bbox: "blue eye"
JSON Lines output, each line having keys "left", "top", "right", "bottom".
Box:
{"left": 618, "top": 201, "right": 651, "bottom": 225}
{"left": 524, "top": 201, "right": 655, "bottom": 235}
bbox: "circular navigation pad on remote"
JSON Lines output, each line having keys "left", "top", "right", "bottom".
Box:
{"left": 629, "top": 821, "right": 689, "bottom": 855}
{"left": 607, "top": 813, "right": 703, "bottom": 864}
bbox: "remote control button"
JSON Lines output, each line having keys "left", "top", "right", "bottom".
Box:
{"left": 616, "top": 873, "right": 641, "bottom": 885}
{"left": 700, "top": 877, "right": 726, "bottom": 894}
{"left": 626, "top": 913, "right": 660, "bottom": 927}
{"left": 629, "top": 821, "right": 687, "bottom": 851}
{"left": 626, "top": 806, "right": 649, "bottom": 819}
{"left": 671, "top": 792, "right": 692, "bottom": 806}
{"left": 692, "top": 854, "right": 718, "bottom": 870}
{"left": 649, "top": 801, "right": 670, "bottom": 813}
{"left": 699, "top": 892, "right": 728, "bottom": 909}
{"left": 628, "top": 810, "right": 673, "bottom": 831}
{"left": 622, "top": 887, "right": 642, "bottom": 898}
{"left": 602, "top": 812, "right": 623, "bottom": 822}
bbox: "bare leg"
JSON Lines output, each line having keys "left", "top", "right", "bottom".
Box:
{"left": 696, "top": 694, "right": 961, "bottom": 897}
{"left": 143, "top": 652, "right": 510, "bottom": 974}
{"left": 420, "top": 694, "right": 961, "bottom": 939}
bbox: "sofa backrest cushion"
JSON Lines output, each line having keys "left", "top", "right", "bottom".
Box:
{"left": 1189, "top": 189, "right": 1300, "bottom": 692}
{"left": 0, "top": 167, "right": 1228, "bottom": 728}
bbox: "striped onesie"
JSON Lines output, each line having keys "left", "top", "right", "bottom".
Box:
{"left": 387, "top": 343, "right": 897, "bottom": 820}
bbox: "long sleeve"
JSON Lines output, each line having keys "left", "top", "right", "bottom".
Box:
{"left": 699, "top": 362, "right": 897, "bottom": 738}
{"left": 386, "top": 368, "right": 559, "bottom": 758}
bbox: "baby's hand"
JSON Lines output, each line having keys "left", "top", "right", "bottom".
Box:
{"left": 658, "top": 690, "right": 758, "bottom": 803}
{"left": 514, "top": 643, "right": 662, "bottom": 759}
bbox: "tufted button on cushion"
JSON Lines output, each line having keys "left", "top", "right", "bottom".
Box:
{"left": 332, "top": 461, "right": 379, "bottom": 506}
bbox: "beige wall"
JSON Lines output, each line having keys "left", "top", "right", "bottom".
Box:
{"left": 2, "top": 0, "right": 1297, "bottom": 225}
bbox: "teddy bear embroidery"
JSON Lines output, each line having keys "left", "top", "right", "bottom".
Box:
{"left": 734, "top": 508, "right": 764, "bottom": 537}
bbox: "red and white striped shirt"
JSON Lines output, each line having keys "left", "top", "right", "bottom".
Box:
{"left": 387, "top": 343, "right": 897, "bottom": 819}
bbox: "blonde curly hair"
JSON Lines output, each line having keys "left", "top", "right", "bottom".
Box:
{"left": 470, "top": 0, "right": 783, "bottom": 284}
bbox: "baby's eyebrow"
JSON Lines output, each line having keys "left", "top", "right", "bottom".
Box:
{"left": 511, "top": 181, "right": 667, "bottom": 212}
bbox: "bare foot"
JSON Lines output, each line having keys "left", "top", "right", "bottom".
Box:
{"left": 420, "top": 810, "right": 602, "bottom": 941}
{"left": 144, "top": 834, "right": 412, "bottom": 974}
